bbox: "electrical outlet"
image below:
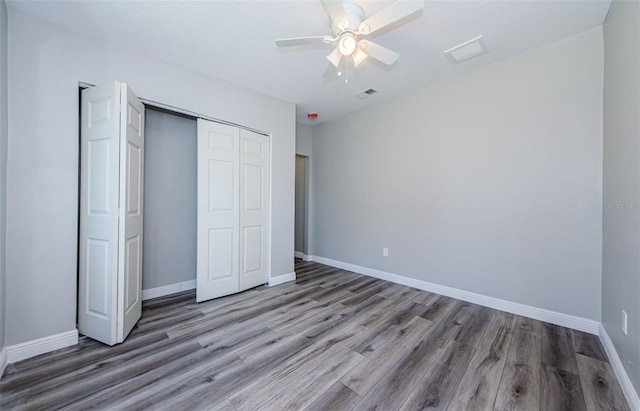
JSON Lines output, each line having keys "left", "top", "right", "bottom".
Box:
{"left": 622, "top": 310, "right": 628, "bottom": 335}
{"left": 382, "top": 247, "right": 389, "bottom": 257}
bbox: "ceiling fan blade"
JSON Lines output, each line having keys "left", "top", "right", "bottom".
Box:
{"left": 326, "top": 47, "right": 342, "bottom": 68}
{"left": 322, "top": 62, "right": 338, "bottom": 78}
{"left": 323, "top": 0, "right": 349, "bottom": 30}
{"left": 358, "top": 40, "right": 399, "bottom": 65}
{"left": 358, "top": 0, "right": 424, "bottom": 35}
{"left": 275, "top": 36, "right": 332, "bottom": 48}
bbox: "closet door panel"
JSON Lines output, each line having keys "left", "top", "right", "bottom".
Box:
{"left": 208, "top": 228, "right": 236, "bottom": 280}
{"left": 239, "top": 129, "right": 270, "bottom": 291}
{"left": 79, "top": 82, "right": 121, "bottom": 346}
{"left": 197, "top": 120, "right": 240, "bottom": 302}
{"left": 80, "top": 81, "right": 144, "bottom": 346}
{"left": 117, "top": 83, "right": 145, "bottom": 343}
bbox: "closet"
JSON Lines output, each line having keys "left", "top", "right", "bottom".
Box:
{"left": 78, "top": 82, "right": 271, "bottom": 345}
{"left": 196, "top": 119, "right": 270, "bottom": 302}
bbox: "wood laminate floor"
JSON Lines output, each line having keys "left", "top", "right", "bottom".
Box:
{"left": 0, "top": 260, "right": 630, "bottom": 410}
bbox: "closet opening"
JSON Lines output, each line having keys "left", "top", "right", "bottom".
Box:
{"left": 294, "top": 154, "right": 309, "bottom": 259}
{"left": 142, "top": 107, "right": 197, "bottom": 297}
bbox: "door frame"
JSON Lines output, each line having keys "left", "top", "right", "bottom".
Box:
{"left": 294, "top": 154, "right": 310, "bottom": 259}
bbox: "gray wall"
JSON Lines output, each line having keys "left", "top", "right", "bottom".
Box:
{"left": 0, "top": 0, "right": 8, "bottom": 356}
{"left": 5, "top": 10, "right": 295, "bottom": 346}
{"left": 602, "top": 0, "right": 640, "bottom": 394}
{"left": 296, "top": 123, "right": 312, "bottom": 157}
{"left": 311, "top": 28, "right": 604, "bottom": 320}
{"left": 143, "top": 109, "right": 197, "bottom": 290}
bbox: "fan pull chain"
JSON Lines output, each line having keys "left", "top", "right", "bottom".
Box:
{"left": 344, "top": 57, "right": 349, "bottom": 84}
{"left": 335, "top": 56, "right": 351, "bottom": 84}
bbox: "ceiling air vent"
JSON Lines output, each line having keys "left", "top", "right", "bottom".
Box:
{"left": 355, "top": 88, "right": 378, "bottom": 100}
{"left": 444, "top": 35, "right": 489, "bottom": 64}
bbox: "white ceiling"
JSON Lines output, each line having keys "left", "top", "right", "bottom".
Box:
{"left": 7, "top": 0, "right": 611, "bottom": 125}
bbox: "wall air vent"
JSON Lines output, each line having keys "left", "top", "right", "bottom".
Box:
{"left": 355, "top": 88, "right": 378, "bottom": 100}
{"left": 444, "top": 35, "right": 489, "bottom": 64}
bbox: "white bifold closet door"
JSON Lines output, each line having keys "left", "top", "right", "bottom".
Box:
{"left": 196, "top": 119, "right": 270, "bottom": 302}
{"left": 79, "top": 81, "right": 145, "bottom": 346}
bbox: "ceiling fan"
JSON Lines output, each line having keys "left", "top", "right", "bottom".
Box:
{"left": 275, "top": 0, "right": 424, "bottom": 74}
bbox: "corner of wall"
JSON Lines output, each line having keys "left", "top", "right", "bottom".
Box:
{"left": 0, "top": 0, "right": 10, "bottom": 368}
{"left": 602, "top": 0, "right": 640, "bottom": 402}
{"left": 0, "top": 347, "right": 7, "bottom": 380}
{"left": 599, "top": 324, "right": 640, "bottom": 410}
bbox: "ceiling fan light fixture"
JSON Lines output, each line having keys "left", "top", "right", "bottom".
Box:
{"left": 352, "top": 46, "right": 368, "bottom": 67}
{"left": 338, "top": 34, "right": 357, "bottom": 56}
{"left": 326, "top": 47, "right": 342, "bottom": 68}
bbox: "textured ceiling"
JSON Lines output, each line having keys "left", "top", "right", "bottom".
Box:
{"left": 7, "top": 0, "right": 611, "bottom": 125}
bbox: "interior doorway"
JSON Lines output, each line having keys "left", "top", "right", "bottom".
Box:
{"left": 295, "top": 155, "right": 309, "bottom": 258}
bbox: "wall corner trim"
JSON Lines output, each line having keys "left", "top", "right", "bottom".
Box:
{"left": 6, "top": 329, "right": 79, "bottom": 365}
{"left": 599, "top": 324, "right": 640, "bottom": 410}
{"left": 141, "top": 279, "right": 196, "bottom": 301}
{"left": 294, "top": 252, "right": 311, "bottom": 261}
{"left": 308, "top": 255, "right": 601, "bottom": 335}
{"left": 268, "top": 271, "right": 296, "bottom": 287}
{"left": 0, "top": 347, "right": 7, "bottom": 380}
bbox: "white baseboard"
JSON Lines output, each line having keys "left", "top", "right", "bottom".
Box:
{"left": 142, "top": 279, "right": 196, "bottom": 301}
{"left": 6, "top": 329, "right": 79, "bottom": 364}
{"left": 599, "top": 324, "right": 640, "bottom": 411}
{"left": 293, "top": 251, "right": 311, "bottom": 261}
{"left": 308, "top": 255, "right": 600, "bottom": 335}
{"left": 268, "top": 271, "right": 296, "bottom": 286}
{"left": 294, "top": 252, "right": 311, "bottom": 261}
{"left": 142, "top": 273, "right": 299, "bottom": 297}
{"left": 0, "top": 347, "right": 7, "bottom": 380}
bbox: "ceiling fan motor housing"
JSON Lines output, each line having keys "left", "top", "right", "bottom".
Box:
{"left": 330, "top": 2, "right": 365, "bottom": 34}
